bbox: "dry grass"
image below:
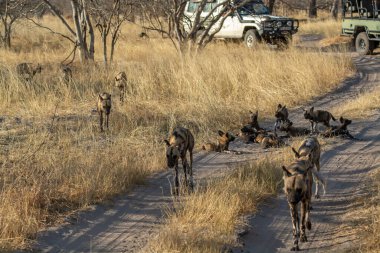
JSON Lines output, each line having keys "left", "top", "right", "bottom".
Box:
{"left": 0, "top": 17, "right": 354, "bottom": 249}
{"left": 147, "top": 155, "right": 289, "bottom": 253}
{"left": 298, "top": 19, "right": 342, "bottom": 39}
{"left": 331, "top": 88, "right": 380, "bottom": 119}
{"left": 343, "top": 168, "right": 380, "bottom": 253}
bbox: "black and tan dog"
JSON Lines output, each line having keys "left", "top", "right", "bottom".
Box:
{"left": 303, "top": 107, "right": 336, "bottom": 133}
{"left": 255, "top": 132, "right": 285, "bottom": 149}
{"left": 282, "top": 155, "right": 314, "bottom": 251}
{"left": 114, "top": 71, "right": 127, "bottom": 102}
{"left": 321, "top": 117, "right": 355, "bottom": 139}
{"left": 279, "top": 121, "right": 311, "bottom": 137}
{"left": 202, "top": 130, "right": 236, "bottom": 152}
{"left": 274, "top": 104, "right": 290, "bottom": 131}
{"left": 164, "top": 127, "right": 195, "bottom": 195}
{"left": 292, "top": 137, "right": 326, "bottom": 199}
{"left": 97, "top": 92, "right": 112, "bottom": 132}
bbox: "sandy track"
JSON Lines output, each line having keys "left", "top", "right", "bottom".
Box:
{"left": 33, "top": 55, "right": 380, "bottom": 253}
{"left": 234, "top": 55, "right": 380, "bottom": 253}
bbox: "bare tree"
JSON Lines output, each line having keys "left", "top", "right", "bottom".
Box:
{"left": 140, "top": 0, "right": 250, "bottom": 54}
{"left": 88, "top": 0, "right": 135, "bottom": 66}
{"left": 0, "top": 0, "right": 41, "bottom": 49}
{"left": 266, "top": 0, "right": 276, "bottom": 13}
{"left": 309, "top": 0, "right": 317, "bottom": 18}
{"left": 40, "top": 0, "right": 95, "bottom": 62}
{"left": 330, "top": 0, "right": 339, "bottom": 19}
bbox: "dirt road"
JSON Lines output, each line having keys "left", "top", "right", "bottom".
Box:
{"left": 234, "top": 55, "right": 380, "bottom": 253}
{"left": 33, "top": 55, "right": 380, "bottom": 253}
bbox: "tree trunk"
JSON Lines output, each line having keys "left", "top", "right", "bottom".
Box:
{"left": 82, "top": 0, "right": 94, "bottom": 60}
{"left": 71, "top": 0, "right": 87, "bottom": 62}
{"left": 102, "top": 33, "right": 107, "bottom": 66}
{"left": 331, "top": 0, "right": 339, "bottom": 19}
{"left": 309, "top": 0, "right": 317, "bottom": 18}
{"left": 268, "top": 0, "right": 276, "bottom": 14}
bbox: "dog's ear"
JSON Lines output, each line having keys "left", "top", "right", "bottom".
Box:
{"left": 291, "top": 147, "right": 300, "bottom": 158}
{"left": 249, "top": 110, "right": 253, "bottom": 114}
{"left": 218, "top": 130, "right": 225, "bottom": 137}
{"left": 310, "top": 107, "right": 314, "bottom": 112}
{"left": 164, "top": 140, "right": 170, "bottom": 147}
{"left": 255, "top": 110, "right": 258, "bottom": 116}
{"left": 340, "top": 116, "right": 344, "bottom": 123}
{"left": 283, "top": 105, "right": 286, "bottom": 109}
{"left": 282, "top": 166, "right": 292, "bottom": 177}
{"left": 98, "top": 94, "right": 103, "bottom": 100}
{"left": 278, "top": 104, "right": 282, "bottom": 109}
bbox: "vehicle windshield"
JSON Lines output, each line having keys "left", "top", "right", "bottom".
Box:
{"left": 237, "top": 2, "right": 270, "bottom": 15}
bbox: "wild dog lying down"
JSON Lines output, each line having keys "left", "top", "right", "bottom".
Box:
{"left": 97, "top": 93, "right": 112, "bottom": 132}
{"left": 279, "top": 121, "right": 311, "bottom": 137}
{"left": 255, "top": 132, "right": 285, "bottom": 149}
{"left": 16, "top": 63, "right": 42, "bottom": 82}
{"left": 164, "top": 127, "right": 194, "bottom": 195}
{"left": 274, "top": 104, "right": 290, "bottom": 131}
{"left": 282, "top": 156, "right": 314, "bottom": 251}
{"left": 303, "top": 107, "right": 336, "bottom": 133}
{"left": 114, "top": 71, "right": 127, "bottom": 102}
{"left": 292, "top": 137, "right": 326, "bottom": 199}
{"left": 321, "top": 117, "right": 355, "bottom": 139}
{"left": 202, "top": 130, "right": 236, "bottom": 152}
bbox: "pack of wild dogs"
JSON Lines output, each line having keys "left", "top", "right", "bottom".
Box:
{"left": 17, "top": 63, "right": 356, "bottom": 251}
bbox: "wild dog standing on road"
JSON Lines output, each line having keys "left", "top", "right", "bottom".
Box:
{"left": 321, "top": 117, "right": 356, "bottom": 139}
{"left": 164, "top": 127, "right": 194, "bottom": 195}
{"left": 97, "top": 93, "right": 112, "bottom": 132}
{"left": 279, "top": 121, "right": 311, "bottom": 137}
{"left": 114, "top": 71, "right": 127, "bottom": 102}
{"left": 303, "top": 107, "right": 336, "bottom": 133}
{"left": 292, "top": 137, "right": 326, "bottom": 199}
{"left": 274, "top": 104, "right": 290, "bottom": 132}
{"left": 16, "top": 63, "right": 42, "bottom": 82}
{"left": 282, "top": 156, "right": 313, "bottom": 251}
{"left": 202, "top": 130, "right": 236, "bottom": 152}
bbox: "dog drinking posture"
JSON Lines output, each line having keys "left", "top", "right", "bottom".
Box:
{"left": 282, "top": 156, "right": 314, "bottom": 251}
{"left": 164, "top": 127, "right": 194, "bottom": 195}
{"left": 292, "top": 137, "right": 326, "bottom": 199}
{"left": 114, "top": 71, "right": 127, "bottom": 102}
{"left": 274, "top": 104, "right": 290, "bottom": 131}
{"left": 202, "top": 130, "right": 235, "bottom": 152}
{"left": 97, "top": 93, "right": 112, "bottom": 132}
{"left": 303, "top": 107, "right": 336, "bottom": 133}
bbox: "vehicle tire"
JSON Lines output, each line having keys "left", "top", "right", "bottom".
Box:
{"left": 355, "top": 32, "right": 375, "bottom": 55}
{"left": 244, "top": 29, "right": 260, "bottom": 48}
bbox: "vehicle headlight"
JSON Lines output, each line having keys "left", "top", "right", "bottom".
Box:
{"left": 276, "top": 21, "right": 282, "bottom": 27}
{"left": 286, "top": 21, "right": 292, "bottom": 27}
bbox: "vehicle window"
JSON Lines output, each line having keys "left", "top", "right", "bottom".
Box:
{"left": 238, "top": 2, "right": 270, "bottom": 15}
{"left": 187, "top": 1, "right": 217, "bottom": 13}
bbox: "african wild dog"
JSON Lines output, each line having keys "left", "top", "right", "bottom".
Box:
{"left": 139, "top": 32, "right": 149, "bottom": 39}
{"left": 114, "top": 71, "right": 127, "bottom": 102}
{"left": 164, "top": 127, "right": 194, "bottom": 195}
{"left": 321, "top": 117, "right": 355, "bottom": 139}
{"left": 282, "top": 155, "right": 314, "bottom": 251}
{"left": 292, "top": 137, "right": 326, "bottom": 199}
{"left": 249, "top": 110, "right": 264, "bottom": 130}
{"left": 16, "top": 63, "right": 42, "bottom": 82}
{"left": 202, "top": 130, "right": 236, "bottom": 152}
{"left": 60, "top": 65, "right": 72, "bottom": 83}
{"left": 303, "top": 107, "right": 336, "bottom": 133}
{"left": 279, "top": 121, "right": 311, "bottom": 137}
{"left": 255, "top": 132, "right": 285, "bottom": 149}
{"left": 97, "top": 93, "right": 112, "bottom": 132}
{"left": 274, "top": 104, "right": 290, "bottom": 131}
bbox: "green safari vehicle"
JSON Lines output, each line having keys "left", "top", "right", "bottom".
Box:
{"left": 342, "top": 0, "right": 380, "bottom": 55}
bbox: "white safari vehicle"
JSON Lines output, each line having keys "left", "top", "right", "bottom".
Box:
{"left": 184, "top": 0, "right": 299, "bottom": 48}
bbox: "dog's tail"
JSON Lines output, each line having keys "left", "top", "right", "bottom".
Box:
{"left": 312, "top": 170, "right": 327, "bottom": 195}
{"left": 330, "top": 113, "right": 336, "bottom": 121}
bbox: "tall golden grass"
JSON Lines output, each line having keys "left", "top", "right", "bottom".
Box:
{"left": 298, "top": 19, "right": 342, "bottom": 38}
{"left": 331, "top": 88, "right": 380, "bottom": 119}
{"left": 0, "top": 17, "right": 354, "bottom": 249}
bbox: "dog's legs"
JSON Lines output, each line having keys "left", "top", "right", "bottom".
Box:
{"left": 274, "top": 120, "right": 279, "bottom": 132}
{"left": 312, "top": 170, "right": 327, "bottom": 198}
{"left": 310, "top": 121, "right": 314, "bottom": 133}
{"left": 300, "top": 200, "right": 307, "bottom": 242}
{"left": 173, "top": 164, "right": 179, "bottom": 195}
{"left": 189, "top": 149, "right": 194, "bottom": 190}
{"left": 181, "top": 156, "right": 188, "bottom": 187}
{"left": 289, "top": 203, "right": 300, "bottom": 251}
{"left": 106, "top": 113, "right": 109, "bottom": 130}
{"left": 99, "top": 112, "right": 104, "bottom": 132}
